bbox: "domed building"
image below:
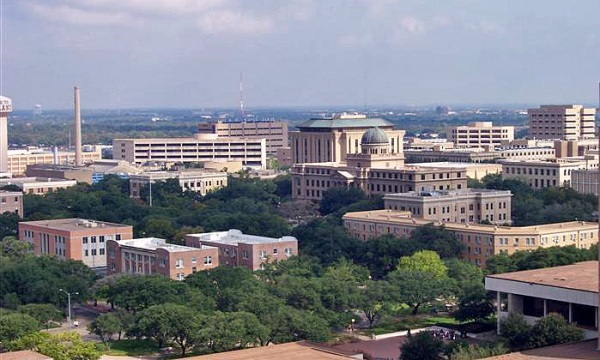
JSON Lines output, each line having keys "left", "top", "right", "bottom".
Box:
{"left": 345, "top": 127, "right": 405, "bottom": 169}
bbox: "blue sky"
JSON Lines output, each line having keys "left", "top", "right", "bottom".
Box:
{"left": 3, "top": 0, "right": 600, "bottom": 109}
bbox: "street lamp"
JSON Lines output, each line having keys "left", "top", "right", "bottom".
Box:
{"left": 351, "top": 318, "right": 355, "bottom": 333}
{"left": 59, "top": 289, "right": 79, "bottom": 327}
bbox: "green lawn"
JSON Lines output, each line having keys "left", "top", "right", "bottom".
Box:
{"left": 363, "top": 314, "right": 462, "bottom": 335}
{"left": 100, "top": 339, "right": 160, "bottom": 356}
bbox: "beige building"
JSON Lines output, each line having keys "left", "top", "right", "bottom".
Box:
{"left": 113, "top": 133, "right": 266, "bottom": 169}
{"left": 571, "top": 169, "right": 599, "bottom": 196}
{"left": 0, "top": 190, "right": 23, "bottom": 217}
{"left": 383, "top": 189, "right": 512, "bottom": 224}
{"left": 343, "top": 209, "right": 598, "bottom": 267}
{"left": 290, "top": 113, "right": 405, "bottom": 164}
{"left": 0, "top": 177, "right": 77, "bottom": 195}
{"left": 409, "top": 162, "right": 502, "bottom": 180}
{"left": 448, "top": 122, "right": 514, "bottom": 148}
{"left": 405, "top": 137, "right": 455, "bottom": 151}
{"left": 26, "top": 164, "right": 94, "bottom": 184}
{"left": 129, "top": 170, "right": 227, "bottom": 198}
{"left": 292, "top": 128, "right": 467, "bottom": 200}
{"left": 185, "top": 229, "right": 298, "bottom": 271}
{"left": 276, "top": 146, "right": 292, "bottom": 167}
{"left": 554, "top": 138, "right": 599, "bottom": 158}
{"left": 106, "top": 237, "right": 219, "bottom": 280}
{"left": 0, "top": 96, "right": 12, "bottom": 174}
{"left": 7, "top": 148, "right": 102, "bottom": 176}
{"left": 501, "top": 157, "right": 597, "bottom": 189}
{"left": 19, "top": 218, "right": 133, "bottom": 270}
{"left": 197, "top": 120, "right": 288, "bottom": 154}
{"left": 405, "top": 146, "right": 555, "bottom": 163}
{"left": 528, "top": 105, "right": 596, "bottom": 140}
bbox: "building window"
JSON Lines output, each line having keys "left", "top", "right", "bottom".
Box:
{"left": 191, "top": 257, "right": 197, "bottom": 263}
{"left": 175, "top": 258, "right": 184, "bottom": 269}
{"left": 99, "top": 236, "right": 105, "bottom": 243}
{"left": 273, "top": 248, "right": 278, "bottom": 255}
{"left": 99, "top": 248, "right": 105, "bottom": 255}
{"left": 285, "top": 248, "right": 293, "bottom": 256}
{"left": 259, "top": 250, "right": 267, "bottom": 259}
{"left": 204, "top": 256, "right": 212, "bottom": 265}
{"left": 83, "top": 237, "right": 88, "bottom": 244}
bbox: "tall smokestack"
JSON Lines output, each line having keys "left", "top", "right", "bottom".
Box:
{"left": 74, "top": 86, "right": 82, "bottom": 166}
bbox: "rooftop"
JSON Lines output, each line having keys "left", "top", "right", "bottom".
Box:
{"left": 0, "top": 177, "right": 77, "bottom": 186}
{"left": 410, "top": 162, "right": 502, "bottom": 169}
{"left": 484, "top": 339, "right": 599, "bottom": 359}
{"left": 116, "top": 237, "right": 213, "bottom": 252}
{"left": 0, "top": 190, "right": 22, "bottom": 196}
{"left": 20, "top": 218, "right": 131, "bottom": 231}
{"left": 0, "top": 350, "right": 52, "bottom": 360}
{"left": 132, "top": 169, "right": 225, "bottom": 180}
{"left": 296, "top": 117, "right": 393, "bottom": 130}
{"left": 188, "top": 229, "right": 297, "bottom": 245}
{"left": 342, "top": 210, "right": 597, "bottom": 234}
{"left": 181, "top": 341, "right": 357, "bottom": 360}
{"left": 384, "top": 188, "right": 511, "bottom": 200}
{"left": 486, "top": 261, "right": 598, "bottom": 293}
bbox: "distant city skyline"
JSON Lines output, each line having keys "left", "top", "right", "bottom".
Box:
{"left": 2, "top": 0, "right": 600, "bottom": 109}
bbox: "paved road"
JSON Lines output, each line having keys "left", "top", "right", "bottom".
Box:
{"left": 45, "top": 304, "right": 101, "bottom": 341}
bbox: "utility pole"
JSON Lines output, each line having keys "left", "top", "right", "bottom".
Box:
{"left": 59, "top": 289, "right": 78, "bottom": 327}
{"left": 149, "top": 180, "right": 153, "bottom": 207}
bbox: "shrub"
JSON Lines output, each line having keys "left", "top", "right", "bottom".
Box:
{"left": 499, "top": 312, "right": 531, "bottom": 349}
{"left": 527, "top": 313, "right": 583, "bottom": 348}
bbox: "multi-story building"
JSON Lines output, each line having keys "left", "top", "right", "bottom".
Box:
{"left": 0, "top": 177, "right": 77, "bottom": 195}
{"left": 0, "top": 190, "right": 23, "bottom": 217}
{"left": 291, "top": 127, "right": 467, "bottom": 200}
{"left": 528, "top": 105, "right": 596, "bottom": 140}
{"left": 408, "top": 162, "right": 502, "bottom": 180}
{"left": 19, "top": 218, "right": 133, "bottom": 270}
{"left": 106, "top": 237, "right": 219, "bottom": 281}
{"left": 185, "top": 229, "right": 298, "bottom": 271}
{"left": 571, "top": 169, "right": 599, "bottom": 196}
{"left": 113, "top": 133, "right": 266, "bottom": 169}
{"left": 404, "top": 137, "right": 455, "bottom": 151}
{"left": 405, "top": 147, "right": 556, "bottom": 163}
{"left": 129, "top": 170, "right": 227, "bottom": 198}
{"left": 276, "top": 146, "right": 292, "bottom": 167}
{"left": 7, "top": 148, "right": 102, "bottom": 176}
{"left": 342, "top": 209, "right": 597, "bottom": 267}
{"left": 448, "top": 122, "right": 514, "bottom": 148}
{"left": 290, "top": 113, "right": 405, "bottom": 164}
{"left": 197, "top": 120, "right": 288, "bottom": 154}
{"left": 26, "top": 164, "right": 95, "bottom": 184}
{"left": 383, "top": 189, "right": 512, "bottom": 224}
{"left": 500, "top": 158, "right": 597, "bottom": 189}
{"left": 0, "top": 96, "right": 12, "bottom": 175}
{"left": 486, "top": 261, "right": 599, "bottom": 340}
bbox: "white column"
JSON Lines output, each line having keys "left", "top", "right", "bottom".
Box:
{"left": 496, "top": 292, "right": 502, "bottom": 334}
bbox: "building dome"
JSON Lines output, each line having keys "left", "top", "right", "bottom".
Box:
{"left": 361, "top": 127, "right": 389, "bottom": 145}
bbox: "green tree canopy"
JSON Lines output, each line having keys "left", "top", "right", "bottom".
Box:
{"left": 400, "top": 331, "right": 444, "bottom": 360}
{"left": 397, "top": 250, "right": 448, "bottom": 278}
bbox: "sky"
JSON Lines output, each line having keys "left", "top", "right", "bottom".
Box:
{"left": 2, "top": 0, "right": 600, "bottom": 109}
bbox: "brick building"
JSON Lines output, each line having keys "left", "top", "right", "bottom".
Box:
{"left": 106, "top": 237, "right": 218, "bottom": 280}
{"left": 185, "top": 229, "right": 298, "bottom": 271}
{"left": 197, "top": 120, "right": 288, "bottom": 154}
{"left": 19, "top": 218, "right": 133, "bottom": 270}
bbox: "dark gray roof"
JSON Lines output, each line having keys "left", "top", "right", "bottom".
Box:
{"left": 361, "top": 127, "right": 389, "bottom": 145}
{"left": 297, "top": 117, "right": 394, "bottom": 129}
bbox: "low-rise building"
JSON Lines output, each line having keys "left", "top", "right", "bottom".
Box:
{"left": 408, "top": 162, "right": 502, "bottom": 180}
{"left": 106, "top": 237, "right": 219, "bottom": 281}
{"left": 197, "top": 119, "right": 288, "bottom": 154}
{"left": 113, "top": 133, "right": 266, "bottom": 169}
{"left": 19, "top": 218, "right": 133, "bottom": 270}
{"left": 500, "top": 157, "right": 597, "bottom": 189}
{"left": 383, "top": 189, "right": 512, "bottom": 224}
{"left": 276, "top": 146, "right": 292, "bottom": 167}
{"left": 448, "top": 121, "right": 514, "bottom": 148}
{"left": 405, "top": 146, "right": 556, "bottom": 163}
{"left": 342, "top": 209, "right": 598, "bottom": 267}
{"left": 485, "top": 261, "right": 598, "bottom": 340}
{"left": 0, "top": 190, "right": 23, "bottom": 217}
{"left": 571, "top": 169, "right": 599, "bottom": 196}
{"left": 129, "top": 170, "right": 227, "bottom": 198}
{"left": 26, "top": 164, "right": 94, "bottom": 184}
{"left": 404, "top": 137, "right": 455, "bottom": 151}
{"left": 185, "top": 229, "right": 298, "bottom": 271}
{"left": 0, "top": 177, "right": 77, "bottom": 195}
{"left": 7, "top": 147, "right": 102, "bottom": 176}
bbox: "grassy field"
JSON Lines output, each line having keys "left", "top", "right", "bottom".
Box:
{"left": 100, "top": 339, "right": 160, "bottom": 356}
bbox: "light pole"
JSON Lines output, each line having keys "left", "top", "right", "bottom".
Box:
{"left": 59, "top": 289, "right": 79, "bottom": 327}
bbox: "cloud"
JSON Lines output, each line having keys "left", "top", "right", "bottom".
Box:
{"left": 399, "top": 16, "right": 425, "bottom": 34}
{"left": 23, "top": 0, "right": 309, "bottom": 36}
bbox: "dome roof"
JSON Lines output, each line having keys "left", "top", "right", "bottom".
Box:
{"left": 361, "top": 127, "right": 389, "bottom": 145}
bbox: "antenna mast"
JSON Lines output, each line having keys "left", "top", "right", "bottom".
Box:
{"left": 239, "top": 72, "right": 245, "bottom": 121}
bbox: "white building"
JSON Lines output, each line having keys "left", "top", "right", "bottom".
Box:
{"left": 129, "top": 170, "right": 228, "bottom": 198}
{"left": 447, "top": 122, "right": 514, "bottom": 148}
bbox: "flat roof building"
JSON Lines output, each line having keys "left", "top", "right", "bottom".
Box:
{"left": 7, "top": 147, "right": 102, "bottom": 176}
{"left": 107, "top": 237, "right": 218, "bottom": 281}
{"left": 185, "top": 229, "right": 298, "bottom": 271}
{"left": 0, "top": 177, "right": 77, "bottom": 195}
{"left": 198, "top": 119, "right": 288, "bottom": 154}
{"left": 448, "top": 122, "right": 514, "bottom": 148}
{"left": 500, "top": 157, "right": 597, "bottom": 189}
{"left": 405, "top": 146, "right": 556, "bottom": 164}
{"left": 0, "top": 190, "right": 23, "bottom": 218}
{"left": 485, "top": 261, "right": 598, "bottom": 340}
{"left": 528, "top": 105, "right": 596, "bottom": 140}
{"left": 19, "top": 218, "right": 133, "bottom": 270}
{"left": 408, "top": 162, "right": 502, "bottom": 180}
{"left": 383, "top": 188, "right": 512, "bottom": 225}
{"left": 129, "top": 170, "right": 228, "bottom": 198}
{"left": 113, "top": 133, "right": 266, "bottom": 169}
{"left": 343, "top": 209, "right": 597, "bottom": 267}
